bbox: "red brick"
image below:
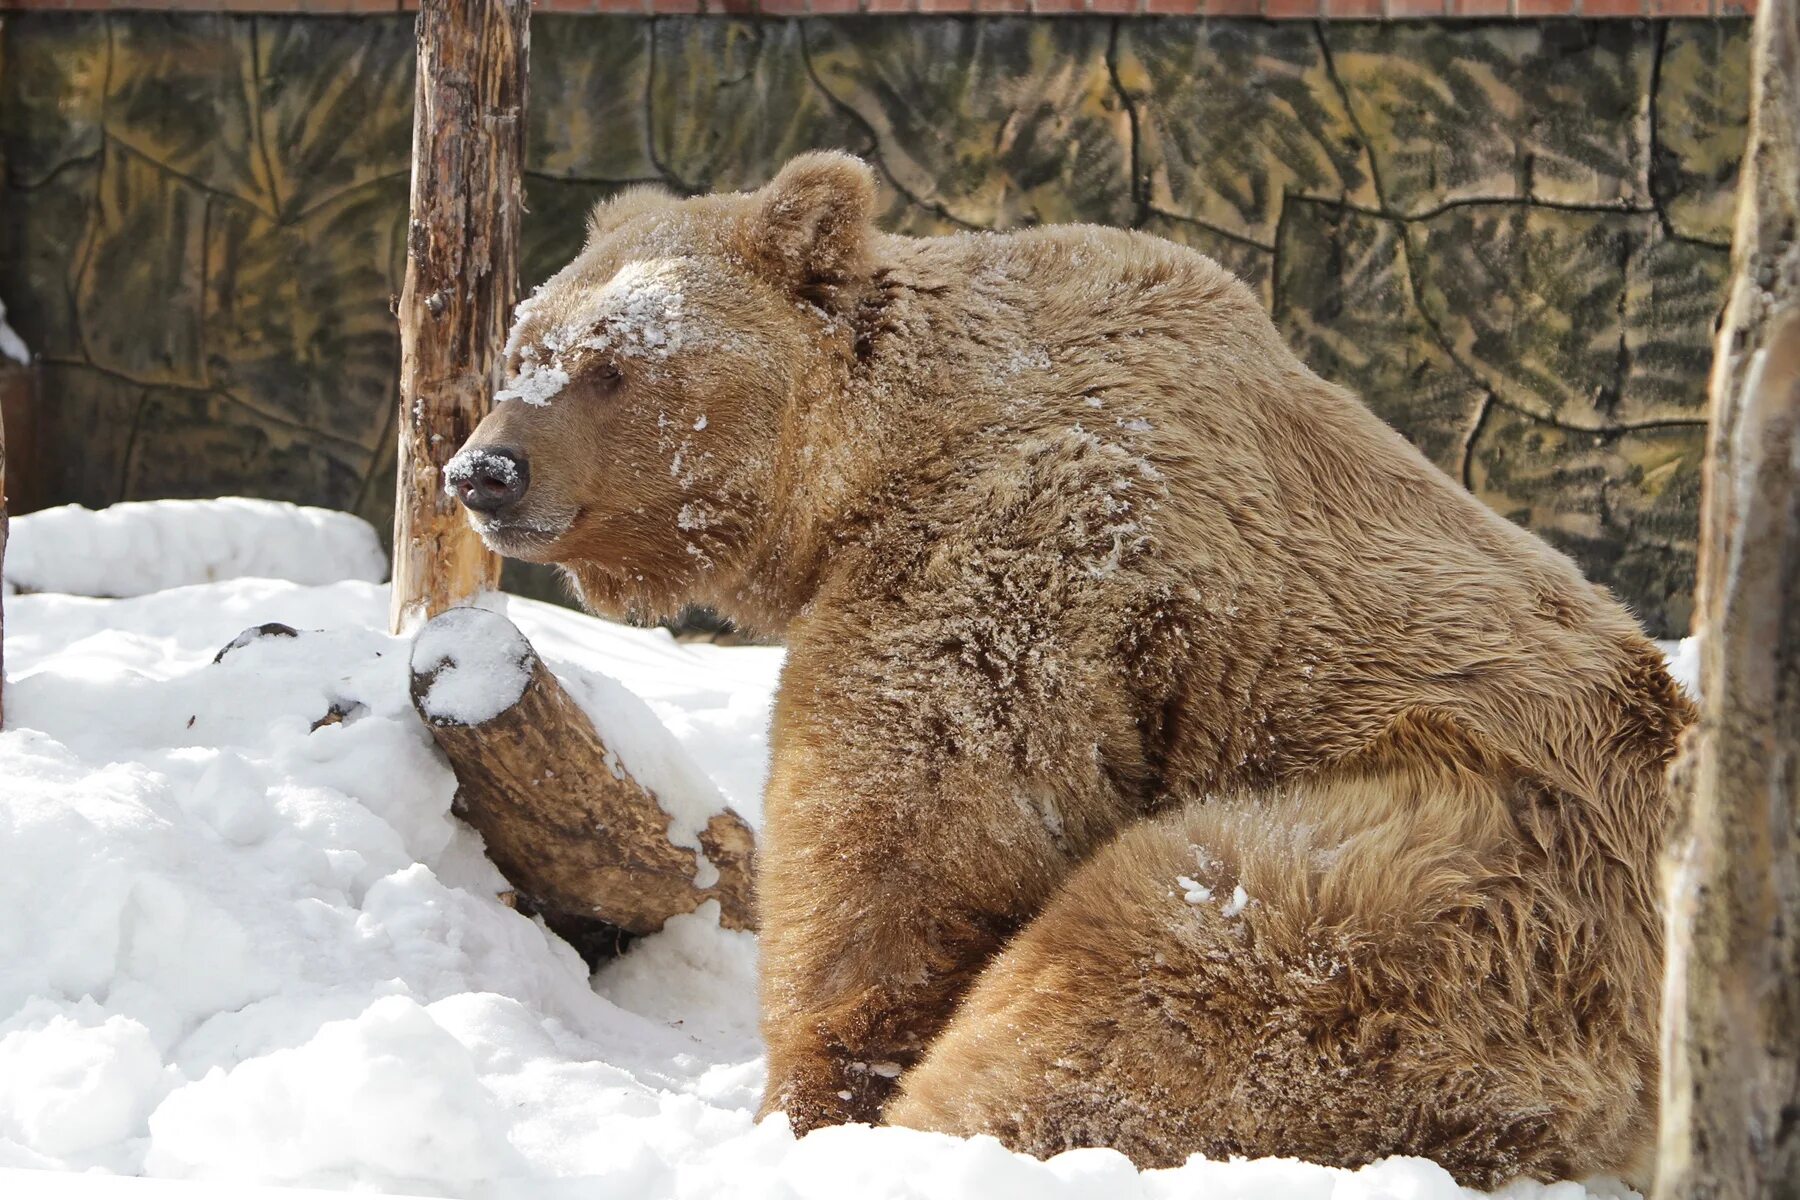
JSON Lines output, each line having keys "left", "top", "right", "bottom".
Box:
{"left": 1261, "top": 0, "right": 1319, "bottom": 14}
{"left": 592, "top": 0, "right": 648, "bottom": 11}
{"left": 806, "top": 0, "right": 864, "bottom": 11}
{"left": 1144, "top": 0, "right": 1202, "bottom": 12}
{"left": 862, "top": 0, "right": 916, "bottom": 11}
{"left": 1029, "top": 0, "right": 1088, "bottom": 11}
{"left": 1200, "top": 0, "right": 1263, "bottom": 14}
{"left": 917, "top": 0, "right": 975, "bottom": 9}
{"left": 976, "top": 0, "right": 1031, "bottom": 10}
{"left": 1087, "top": 0, "right": 1140, "bottom": 12}
{"left": 1383, "top": 0, "right": 1445, "bottom": 14}
{"left": 1446, "top": 0, "right": 1510, "bottom": 14}
{"left": 1513, "top": 0, "right": 1573, "bottom": 12}
{"left": 1646, "top": 0, "right": 1711, "bottom": 11}
{"left": 1325, "top": 0, "right": 1381, "bottom": 15}
{"left": 1580, "top": 0, "right": 1646, "bottom": 12}
{"left": 1718, "top": 0, "right": 1755, "bottom": 12}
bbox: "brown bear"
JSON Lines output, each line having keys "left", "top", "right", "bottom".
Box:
{"left": 445, "top": 152, "right": 1694, "bottom": 1189}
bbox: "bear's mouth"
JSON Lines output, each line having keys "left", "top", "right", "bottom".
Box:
{"left": 466, "top": 508, "right": 579, "bottom": 560}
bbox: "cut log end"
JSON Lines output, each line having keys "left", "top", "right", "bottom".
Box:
{"left": 411, "top": 605, "right": 534, "bottom": 726}
{"left": 408, "top": 607, "right": 757, "bottom": 939}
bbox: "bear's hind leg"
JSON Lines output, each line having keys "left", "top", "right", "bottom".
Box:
{"left": 885, "top": 765, "right": 1654, "bottom": 1190}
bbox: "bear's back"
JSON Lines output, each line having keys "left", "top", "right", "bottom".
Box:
{"left": 853, "top": 219, "right": 1687, "bottom": 822}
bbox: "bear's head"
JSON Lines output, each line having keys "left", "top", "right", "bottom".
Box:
{"left": 444, "top": 152, "right": 877, "bottom": 622}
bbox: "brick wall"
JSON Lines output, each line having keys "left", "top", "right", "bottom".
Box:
{"left": 0, "top": 0, "right": 1765, "bottom": 17}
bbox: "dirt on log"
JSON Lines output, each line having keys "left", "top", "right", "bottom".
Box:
{"left": 389, "top": 0, "right": 527, "bottom": 633}
{"left": 408, "top": 607, "right": 757, "bottom": 936}
{"left": 1657, "top": 0, "right": 1800, "bottom": 1195}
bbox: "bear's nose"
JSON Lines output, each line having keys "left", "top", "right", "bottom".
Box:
{"left": 445, "top": 446, "right": 530, "bottom": 516}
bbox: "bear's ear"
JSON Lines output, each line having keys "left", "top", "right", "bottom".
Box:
{"left": 748, "top": 152, "right": 877, "bottom": 308}
{"left": 586, "top": 185, "right": 675, "bottom": 246}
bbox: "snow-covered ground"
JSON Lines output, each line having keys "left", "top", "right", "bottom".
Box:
{"left": 1, "top": 501, "right": 1652, "bottom": 1200}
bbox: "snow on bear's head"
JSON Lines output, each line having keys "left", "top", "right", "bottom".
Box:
{"left": 446, "top": 152, "right": 877, "bottom": 622}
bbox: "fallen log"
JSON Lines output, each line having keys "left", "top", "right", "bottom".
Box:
{"left": 408, "top": 607, "right": 756, "bottom": 936}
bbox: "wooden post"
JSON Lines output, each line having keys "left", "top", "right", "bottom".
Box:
{"left": 1657, "top": 0, "right": 1800, "bottom": 1194}
{"left": 390, "top": 0, "right": 528, "bottom": 634}
{"left": 409, "top": 608, "right": 757, "bottom": 935}
{"left": 1, "top": 375, "right": 7, "bottom": 729}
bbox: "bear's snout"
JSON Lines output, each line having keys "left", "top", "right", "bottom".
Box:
{"left": 445, "top": 446, "right": 530, "bottom": 517}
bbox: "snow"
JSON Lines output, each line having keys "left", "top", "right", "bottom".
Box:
{"left": 3, "top": 500, "right": 387, "bottom": 598}
{"left": 441, "top": 451, "right": 522, "bottom": 500}
{"left": 1220, "top": 884, "right": 1251, "bottom": 919}
{"left": 495, "top": 258, "right": 697, "bottom": 409}
{"left": 1658, "top": 637, "right": 1699, "bottom": 696}
{"left": 492, "top": 358, "right": 569, "bottom": 408}
{"left": 0, "top": 297, "right": 28, "bottom": 364}
{"left": 411, "top": 607, "right": 535, "bottom": 726}
{"left": 1174, "top": 875, "right": 1212, "bottom": 904}
{"left": 571, "top": 258, "right": 692, "bottom": 361}
{"left": 0, "top": 498, "right": 1666, "bottom": 1199}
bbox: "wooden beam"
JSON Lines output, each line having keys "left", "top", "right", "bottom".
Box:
{"left": 390, "top": 0, "right": 527, "bottom": 634}
{"left": 1657, "top": 0, "right": 1800, "bottom": 1193}
{"left": 409, "top": 607, "right": 757, "bottom": 935}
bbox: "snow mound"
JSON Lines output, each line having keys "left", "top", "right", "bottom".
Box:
{"left": 0, "top": 534, "right": 1645, "bottom": 1198}
{"left": 4, "top": 500, "right": 388, "bottom": 598}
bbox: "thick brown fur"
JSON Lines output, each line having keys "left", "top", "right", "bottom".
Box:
{"left": 452, "top": 152, "right": 1696, "bottom": 1188}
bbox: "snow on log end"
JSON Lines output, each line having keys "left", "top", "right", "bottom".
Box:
{"left": 410, "top": 607, "right": 535, "bottom": 726}
{"left": 4, "top": 499, "right": 388, "bottom": 598}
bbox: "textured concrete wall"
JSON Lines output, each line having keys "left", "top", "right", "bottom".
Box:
{"left": 0, "top": 14, "right": 1750, "bottom": 633}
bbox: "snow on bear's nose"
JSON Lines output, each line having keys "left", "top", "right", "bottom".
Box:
{"left": 444, "top": 446, "right": 530, "bottom": 516}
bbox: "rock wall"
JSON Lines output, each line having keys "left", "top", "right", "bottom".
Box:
{"left": 0, "top": 14, "right": 1750, "bottom": 633}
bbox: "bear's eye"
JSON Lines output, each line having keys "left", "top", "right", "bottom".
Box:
{"left": 590, "top": 361, "right": 624, "bottom": 393}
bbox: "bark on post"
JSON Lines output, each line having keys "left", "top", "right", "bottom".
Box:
{"left": 1657, "top": 0, "right": 1800, "bottom": 1194}
{"left": 409, "top": 608, "right": 757, "bottom": 935}
{"left": 390, "top": 0, "right": 528, "bottom": 634}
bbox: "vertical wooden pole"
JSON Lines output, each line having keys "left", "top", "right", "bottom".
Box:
{"left": 1, "top": 378, "right": 8, "bottom": 729}
{"left": 390, "top": 0, "right": 528, "bottom": 634}
{"left": 1657, "top": 0, "right": 1800, "bottom": 1195}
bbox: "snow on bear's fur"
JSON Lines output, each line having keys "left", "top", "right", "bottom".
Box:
{"left": 449, "top": 152, "right": 1694, "bottom": 1190}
